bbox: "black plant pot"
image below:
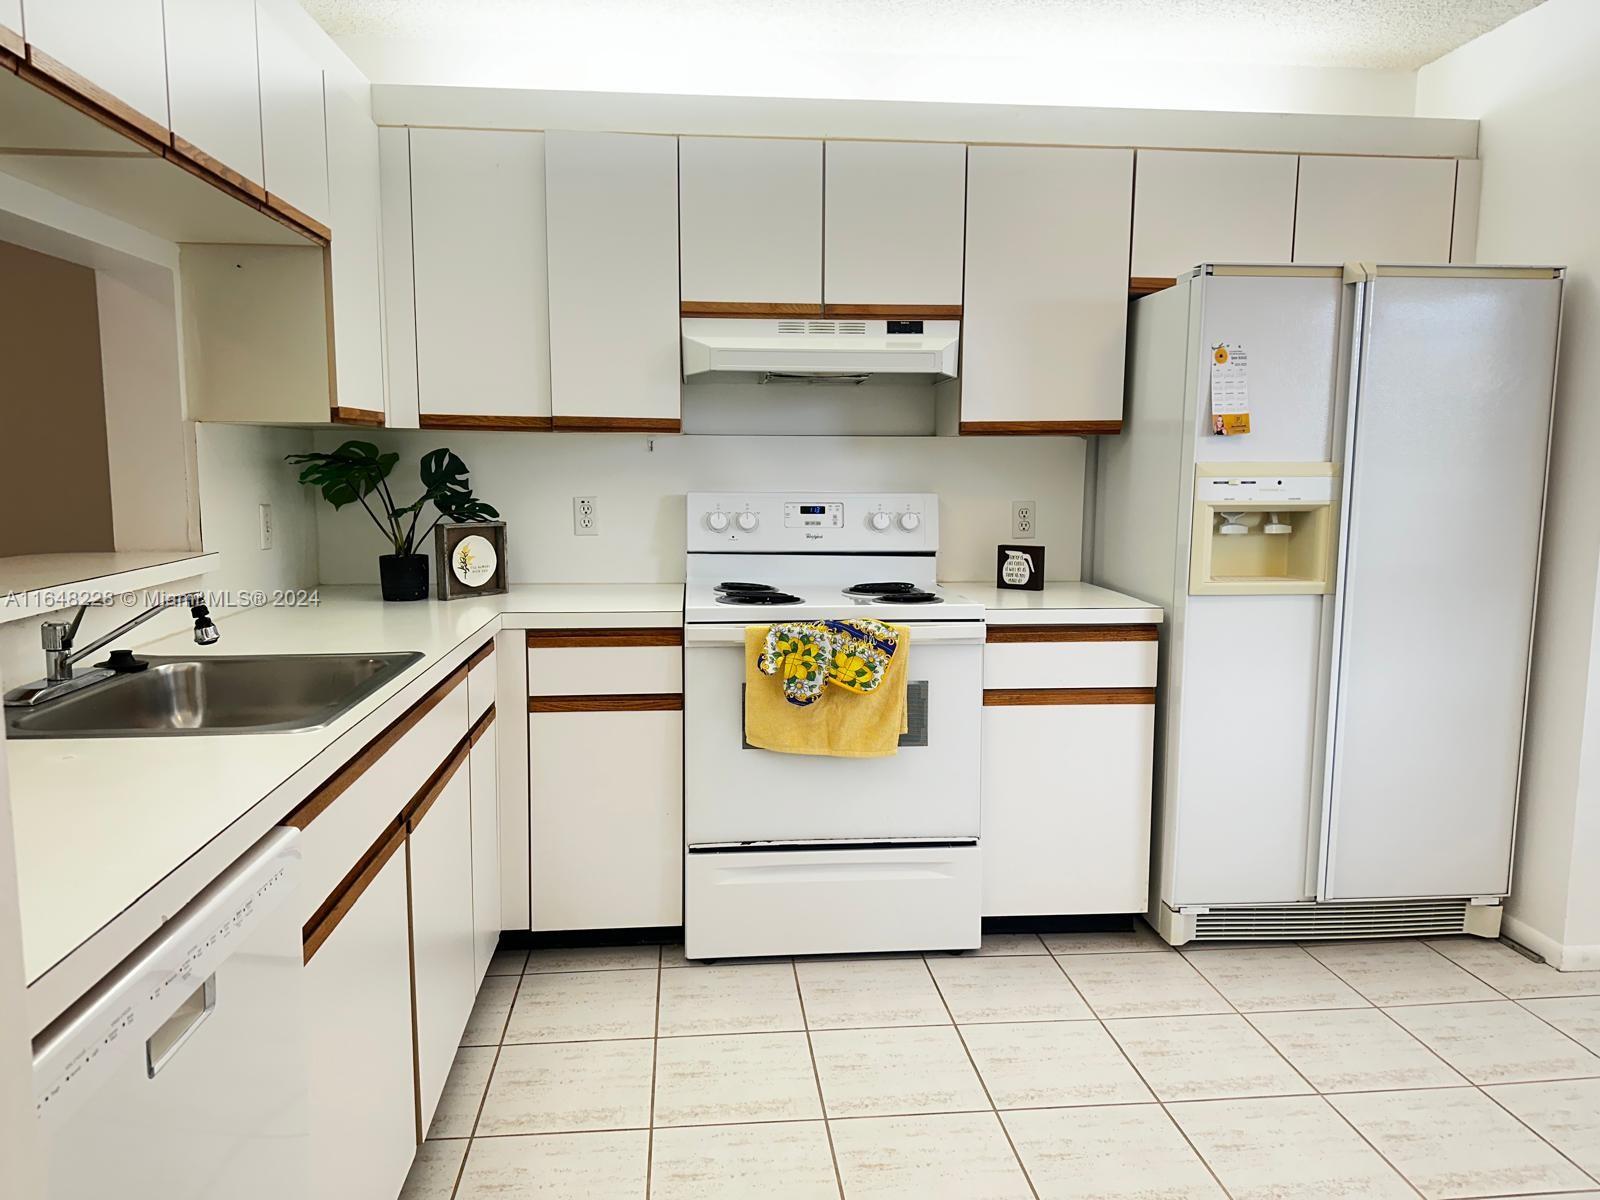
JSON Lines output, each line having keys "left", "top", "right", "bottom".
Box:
{"left": 379, "top": 553, "right": 430, "bottom": 602}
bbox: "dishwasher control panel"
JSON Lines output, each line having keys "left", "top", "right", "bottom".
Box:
{"left": 31, "top": 828, "right": 300, "bottom": 1128}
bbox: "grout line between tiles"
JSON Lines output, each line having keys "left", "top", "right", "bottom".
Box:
{"left": 792, "top": 959, "right": 847, "bottom": 1200}
{"left": 645, "top": 963, "right": 662, "bottom": 1199}
{"left": 1477, "top": 1080, "right": 1600, "bottom": 1189}
{"left": 1316, "top": 1092, "right": 1429, "bottom": 1199}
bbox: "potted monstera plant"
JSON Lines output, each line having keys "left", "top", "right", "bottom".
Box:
{"left": 287, "top": 441, "right": 499, "bottom": 601}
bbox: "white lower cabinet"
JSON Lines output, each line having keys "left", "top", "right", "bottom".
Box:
{"left": 409, "top": 759, "right": 478, "bottom": 1135}
{"left": 982, "top": 699, "right": 1155, "bottom": 916}
{"left": 470, "top": 716, "right": 502, "bottom": 983}
{"left": 305, "top": 836, "right": 416, "bottom": 1200}
{"left": 530, "top": 708, "right": 683, "bottom": 930}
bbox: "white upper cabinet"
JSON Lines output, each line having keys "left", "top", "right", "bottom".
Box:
{"left": 679, "top": 136, "right": 822, "bottom": 308}
{"left": 324, "top": 79, "right": 386, "bottom": 420}
{"left": 0, "top": 0, "right": 20, "bottom": 45}
{"left": 823, "top": 140, "right": 966, "bottom": 309}
{"left": 23, "top": 0, "right": 170, "bottom": 136}
{"left": 1451, "top": 160, "right": 1481, "bottom": 264}
{"left": 545, "top": 130, "right": 681, "bottom": 430}
{"left": 409, "top": 128, "right": 551, "bottom": 427}
{"left": 1131, "top": 150, "right": 1298, "bottom": 279}
{"left": 1293, "top": 155, "right": 1457, "bottom": 263}
{"left": 961, "top": 145, "right": 1134, "bottom": 431}
{"left": 255, "top": 0, "right": 330, "bottom": 229}
{"left": 162, "top": 0, "right": 263, "bottom": 188}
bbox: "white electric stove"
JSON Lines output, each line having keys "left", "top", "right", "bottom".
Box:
{"left": 683, "top": 492, "right": 985, "bottom": 960}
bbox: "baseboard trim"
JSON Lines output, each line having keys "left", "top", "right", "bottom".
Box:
{"left": 1503, "top": 912, "right": 1600, "bottom": 971}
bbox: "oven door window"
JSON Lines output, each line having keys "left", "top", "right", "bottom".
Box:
{"left": 743, "top": 680, "right": 929, "bottom": 749}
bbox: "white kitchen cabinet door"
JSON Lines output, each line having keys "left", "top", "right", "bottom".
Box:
{"left": 1131, "top": 150, "right": 1298, "bottom": 279}
{"left": 1293, "top": 156, "right": 1457, "bottom": 264}
{"left": 679, "top": 136, "right": 822, "bottom": 307}
{"left": 324, "top": 80, "right": 387, "bottom": 421}
{"left": 410, "top": 128, "right": 551, "bottom": 428}
{"left": 377, "top": 127, "right": 419, "bottom": 428}
{"left": 823, "top": 140, "right": 966, "bottom": 309}
{"left": 470, "top": 718, "right": 501, "bottom": 985}
{"left": 545, "top": 130, "right": 680, "bottom": 430}
{"left": 0, "top": 0, "right": 20, "bottom": 50}
{"left": 530, "top": 709, "right": 683, "bottom": 930}
{"left": 161, "top": 0, "right": 263, "bottom": 188}
{"left": 961, "top": 145, "right": 1133, "bottom": 431}
{"left": 409, "top": 763, "right": 478, "bottom": 1135}
{"left": 305, "top": 839, "right": 415, "bottom": 1200}
{"left": 1451, "top": 160, "right": 1482, "bottom": 264}
{"left": 24, "top": 0, "right": 169, "bottom": 134}
{"left": 981, "top": 701, "right": 1154, "bottom": 917}
{"left": 256, "top": 0, "right": 330, "bottom": 229}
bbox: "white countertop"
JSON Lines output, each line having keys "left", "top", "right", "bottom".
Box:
{"left": 941, "top": 581, "right": 1164, "bottom": 624}
{"left": 10, "top": 583, "right": 681, "bottom": 1028}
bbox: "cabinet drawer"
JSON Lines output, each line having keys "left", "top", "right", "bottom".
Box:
{"left": 527, "top": 629, "right": 683, "bottom": 697}
{"left": 467, "top": 640, "right": 497, "bottom": 723}
{"left": 288, "top": 672, "right": 470, "bottom": 927}
{"left": 983, "top": 627, "right": 1157, "bottom": 690}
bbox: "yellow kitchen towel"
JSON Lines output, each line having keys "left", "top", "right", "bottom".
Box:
{"left": 744, "top": 623, "right": 910, "bottom": 758}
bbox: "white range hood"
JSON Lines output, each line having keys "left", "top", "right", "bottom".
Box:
{"left": 681, "top": 317, "right": 960, "bottom": 384}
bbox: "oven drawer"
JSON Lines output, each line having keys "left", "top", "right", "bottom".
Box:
{"left": 684, "top": 845, "right": 981, "bottom": 959}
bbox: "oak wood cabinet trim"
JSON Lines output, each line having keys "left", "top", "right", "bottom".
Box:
{"left": 680, "top": 301, "right": 823, "bottom": 318}
{"left": 986, "top": 624, "right": 1159, "bottom": 644}
{"left": 23, "top": 45, "right": 169, "bottom": 146}
{"left": 468, "top": 640, "right": 496, "bottom": 669}
{"left": 821, "top": 304, "right": 963, "bottom": 318}
{"left": 0, "top": 23, "right": 22, "bottom": 59}
{"left": 984, "top": 687, "right": 1156, "bottom": 706}
{"left": 529, "top": 693, "right": 684, "bottom": 713}
{"left": 283, "top": 664, "right": 469, "bottom": 832}
{"left": 405, "top": 737, "right": 469, "bottom": 831}
{"left": 301, "top": 820, "right": 406, "bottom": 963}
{"left": 527, "top": 628, "right": 684, "bottom": 649}
{"left": 959, "top": 420, "right": 1123, "bottom": 436}
{"left": 468, "top": 705, "right": 497, "bottom": 748}
{"left": 1129, "top": 276, "right": 1179, "bottom": 297}
{"left": 171, "top": 132, "right": 266, "bottom": 202}
{"left": 330, "top": 406, "right": 385, "bottom": 426}
{"left": 257, "top": 197, "right": 329, "bottom": 246}
{"left": 265, "top": 193, "right": 332, "bottom": 241}
{"left": 551, "top": 416, "right": 682, "bottom": 434}
{"left": 418, "top": 413, "right": 554, "bottom": 431}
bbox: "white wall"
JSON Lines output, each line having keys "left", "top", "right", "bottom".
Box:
{"left": 1417, "top": 0, "right": 1600, "bottom": 967}
{"left": 194, "top": 424, "right": 321, "bottom": 603}
{"left": 310, "top": 430, "right": 1085, "bottom": 586}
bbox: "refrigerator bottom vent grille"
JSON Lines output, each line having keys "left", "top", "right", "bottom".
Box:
{"left": 1191, "top": 899, "right": 1471, "bottom": 941}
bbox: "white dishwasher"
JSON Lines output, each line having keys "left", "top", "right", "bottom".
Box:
{"left": 32, "top": 827, "right": 306, "bottom": 1200}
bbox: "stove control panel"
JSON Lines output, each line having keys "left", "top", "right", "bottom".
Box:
{"left": 689, "top": 493, "right": 937, "bottom": 553}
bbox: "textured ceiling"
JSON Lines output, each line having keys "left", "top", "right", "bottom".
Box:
{"left": 303, "top": 0, "right": 1545, "bottom": 71}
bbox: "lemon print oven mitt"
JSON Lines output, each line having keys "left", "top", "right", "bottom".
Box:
{"left": 758, "top": 618, "right": 900, "bottom": 706}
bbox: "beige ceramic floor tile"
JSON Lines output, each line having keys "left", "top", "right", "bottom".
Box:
{"left": 649, "top": 1121, "right": 840, "bottom": 1199}
{"left": 475, "top": 1039, "right": 655, "bottom": 1135}
{"left": 961, "top": 1020, "right": 1151, "bottom": 1109}
{"left": 1106, "top": 1013, "right": 1313, "bottom": 1102}
{"left": 1043, "top": 925, "right": 1170, "bottom": 955}
{"left": 795, "top": 958, "right": 950, "bottom": 1030}
{"left": 524, "top": 944, "right": 662, "bottom": 973}
{"left": 1330, "top": 1087, "right": 1594, "bottom": 1199}
{"left": 487, "top": 948, "right": 528, "bottom": 976}
{"left": 1247, "top": 1007, "right": 1468, "bottom": 1093}
{"left": 811, "top": 1024, "right": 990, "bottom": 1118}
{"left": 503, "top": 967, "right": 658, "bottom": 1043}
{"left": 965, "top": 933, "right": 1050, "bottom": 956}
{"left": 927, "top": 954, "right": 1093, "bottom": 1023}
{"left": 1303, "top": 940, "right": 1501, "bottom": 1006}
{"left": 1524, "top": 997, "right": 1600, "bottom": 1054}
{"left": 1169, "top": 1094, "right": 1417, "bottom": 1199}
{"left": 1386, "top": 1000, "right": 1600, "bottom": 1084}
{"left": 1488, "top": 1078, "right": 1600, "bottom": 1179}
{"left": 1181, "top": 945, "right": 1370, "bottom": 1012}
{"left": 460, "top": 975, "right": 519, "bottom": 1046}
{"left": 1056, "top": 952, "right": 1232, "bottom": 1020}
{"left": 662, "top": 944, "right": 792, "bottom": 969}
{"left": 652, "top": 1032, "right": 823, "bottom": 1127}
{"left": 1427, "top": 939, "right": 1600, "bottom": 1000}
{"left": 397, "top": 1139, "right": 468, "bottom": 1200}
{"left": 828, "top": 1111, "right": 1034, "bottom": 1200}
{"left": 426, "top": 1045, "right": 496, "bottom": 1138}
{"left": 656, "top": 962, "right": 805, "bottom": 1037}
{"left": 455, "top": 1129, "right": 650, "bottom": 1199}
{"left": 1003, "top": 1105, "right": 1226, "bottom": 1199}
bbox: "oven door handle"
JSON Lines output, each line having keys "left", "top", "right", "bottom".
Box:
{"left": 684, "top": 623, "right": 987, "bottom": 646}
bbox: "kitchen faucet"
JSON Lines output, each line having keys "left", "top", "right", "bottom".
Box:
{"left": 3, "top": 594, "right": 220, "bottom": 707}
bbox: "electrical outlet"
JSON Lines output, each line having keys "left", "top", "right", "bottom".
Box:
{"left": 1012, "top": 500, "right": 1036, "bottom": 540}
{"left": 573, "top": 496, "right": 598, "bottom": 536}
{"left": 258, "top": 502, "right": 274, "bottom": 550}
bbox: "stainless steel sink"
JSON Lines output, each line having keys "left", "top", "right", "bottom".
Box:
{"left": 4, "top": 652, "right": 423, "bottom": 738}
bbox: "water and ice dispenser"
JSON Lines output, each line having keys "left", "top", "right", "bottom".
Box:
{"left": 1189, "top": 464, "right": 1338, "bottom": 595}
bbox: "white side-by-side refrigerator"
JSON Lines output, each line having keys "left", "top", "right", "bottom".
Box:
{"left": 1097, "top": 264, "right": 1563, "bottom": 945}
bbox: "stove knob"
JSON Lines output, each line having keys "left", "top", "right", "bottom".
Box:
{"left": 899, "top": 512, "right": 922, "bottom": 532}
{"left": 705, "top": 511, "right": 730, "bottom": 532}
{"left": 869, "top": 511, "right": 893, "bottom": 531}
{"left": 736, "top": 511, "right": 759, "bottom": 531}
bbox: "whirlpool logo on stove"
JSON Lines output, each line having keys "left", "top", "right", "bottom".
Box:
{"left": 805, "top": 532, "right": 824, "bottom": 540}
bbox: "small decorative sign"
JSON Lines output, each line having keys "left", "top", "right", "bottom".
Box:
{"left": 996, "top": 544, "right": 1044, "bottom": 591}
{"left": 434, "top": 520, "right": 508, "bottom": 600}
